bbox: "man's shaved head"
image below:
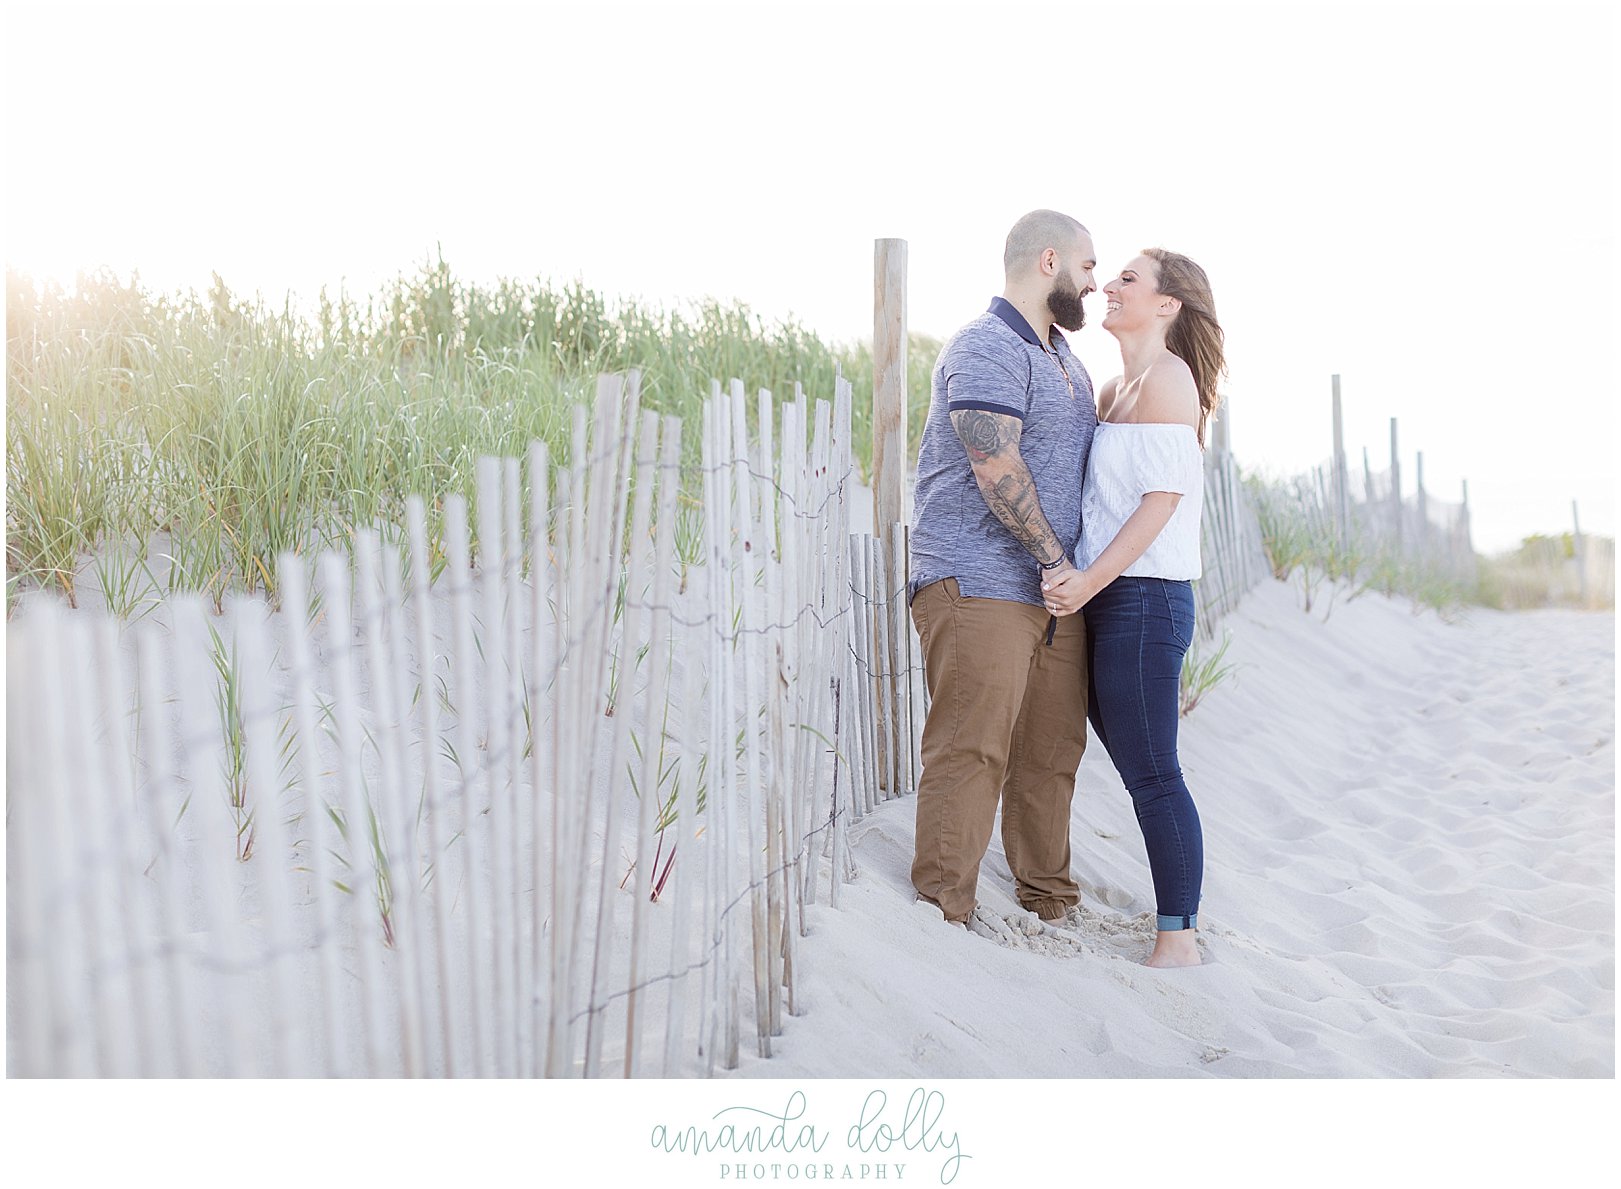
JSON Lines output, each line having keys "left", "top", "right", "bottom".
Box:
{"left": 1003, "top": 209, "right": 1091, "bottom": 276}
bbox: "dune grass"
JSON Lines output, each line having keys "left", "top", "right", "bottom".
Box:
{"left": 1242, "top": 465, "right": 1615, "bottom": 615}
{"left": 1475, "top": 533, "right": 1615, "bottom": 610}
{"left": 1180, "top": 629, "right": 1237, "bottom": 717}
{"left": 7, "top": 261, "right": 939, "bottom": 611}
{"left": 1245, "top": 471, "right": 1484, "bottom": 618}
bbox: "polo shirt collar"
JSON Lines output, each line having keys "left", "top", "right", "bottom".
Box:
{"left": 988, "top": 297, "right": 1057, "bottom": 349}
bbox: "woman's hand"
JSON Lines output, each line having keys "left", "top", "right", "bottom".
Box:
{"left": 1042, "top": 567, "right": 1099, "bottom": 615}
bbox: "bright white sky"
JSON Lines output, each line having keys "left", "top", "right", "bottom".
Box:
{"left": 5, "top": 1, "right": 1616, "bottom": 553}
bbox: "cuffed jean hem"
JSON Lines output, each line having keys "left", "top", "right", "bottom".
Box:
{"left": 1023, "top": 896, "right": 1079, "bottom": 921}
{"left": 1156, "top": 913, "right": 1198, "bottom": 931}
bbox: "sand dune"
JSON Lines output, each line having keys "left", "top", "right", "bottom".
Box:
{"left": 725, "top": 579, "right": 1614, "bottom": 1078}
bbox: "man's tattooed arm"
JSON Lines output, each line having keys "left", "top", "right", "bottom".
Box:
{"left": 949, "top": 408, "right": 1071, "bottom": 569}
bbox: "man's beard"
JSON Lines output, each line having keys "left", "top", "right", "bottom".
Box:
{"left": 1048, "top": 267, "right": 1087, "bottom": 332}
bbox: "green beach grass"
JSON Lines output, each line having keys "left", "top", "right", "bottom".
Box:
{"left": 1244, "top": 470, "right": 1482, "bottom": 619}
{"left": 6, "top": 260, "right": 939, "bottom": 611}
{"left": 1241, "top": 470, "right": 1613, "bottom": 616}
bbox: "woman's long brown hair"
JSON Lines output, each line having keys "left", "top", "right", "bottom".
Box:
{"left": 1144, "top": 248, "right": 1226, "bottom": 448}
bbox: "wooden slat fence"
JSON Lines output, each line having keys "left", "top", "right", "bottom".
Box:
{"left": 6, "top": 371, "right": 927, "bottom": 1077}
{"left": 1195, "top": 445, "right": 1271, "bottom": 638}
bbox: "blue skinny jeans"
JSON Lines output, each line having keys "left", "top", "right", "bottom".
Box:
{"left": 1083, "top": 576, "right": 1203, "bottom": 930}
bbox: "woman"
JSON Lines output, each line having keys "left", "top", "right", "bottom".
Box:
{"left": 1041, "top": 248, "right": 1224, "bottom": 968}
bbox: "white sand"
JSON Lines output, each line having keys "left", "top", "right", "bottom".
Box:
{"left": 721, "top": 579, "right": 1615, "bottom": 1078}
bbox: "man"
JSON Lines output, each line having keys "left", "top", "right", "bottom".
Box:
{"left": 907, "top": 209, "right": 1099, "bottom": 928}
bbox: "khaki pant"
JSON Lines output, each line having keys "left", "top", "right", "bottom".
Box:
{"left": 909, "top": 579, "right": 1088, "bottom": 922}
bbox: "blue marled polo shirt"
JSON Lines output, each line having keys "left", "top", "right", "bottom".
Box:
{"left": 908, "top": 298, "right": 1098, "bottom": 609}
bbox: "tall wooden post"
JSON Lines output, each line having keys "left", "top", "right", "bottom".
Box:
{"left": 873, "top": 239, "right": 909, "bottom": 543}
{"left": 1415, "top": 450, "right": 1428, "bottom": 555}
{"left": 1461, "top": 479, "right": 1470, "bottom": 545}
{"left": 1573, "top": 499, "right": 1588, "bottom": 606}
{"left": 1331, "top": 375, "right": 1349, "bottom": 548}
{"left": 872, "top": 239, "right": 909, "bottom": 792}
{"left": 1458, "top": 478, "right": 1472, "bottom": 563}
{"left": 1212, "top": 396, "right": 1230, "bottom": 454}
{"left": 1389, "top": 418, "right": 1403, "bottom": 554}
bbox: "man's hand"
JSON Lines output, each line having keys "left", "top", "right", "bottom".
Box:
{"left": 1041, "top": 566, "right": 1099, "bottom": 615}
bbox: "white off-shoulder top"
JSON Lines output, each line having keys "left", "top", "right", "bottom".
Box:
{"left": 1075, "top": 421, "right": 1204, "bottom": 580}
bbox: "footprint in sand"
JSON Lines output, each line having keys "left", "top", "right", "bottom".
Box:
{"left": 965, "top": 908, "right": 1087, "bottom": 956}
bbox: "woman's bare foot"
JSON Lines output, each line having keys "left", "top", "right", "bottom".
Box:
{"left": 1144, "top": 929, "right": 1201, "bottom": 968}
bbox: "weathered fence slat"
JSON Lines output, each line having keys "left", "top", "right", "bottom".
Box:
{"left": 278, "top": 552, "right": 347, "bottom": 1077}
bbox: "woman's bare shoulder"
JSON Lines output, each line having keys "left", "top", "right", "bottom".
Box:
{"left": 1138, "top": 356, "right": 1200, "bottom": 427}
